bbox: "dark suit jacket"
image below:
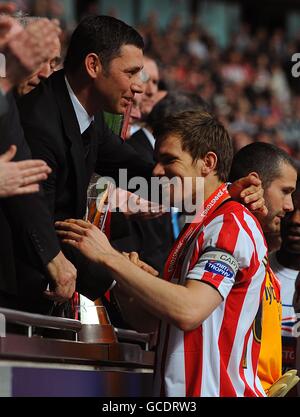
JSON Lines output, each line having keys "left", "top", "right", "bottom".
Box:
{"left": 114, "top": 128, "right": 174, "bottom": 274}
{"left": 0, "top": 89, "right": 8, "bottom": 117}
{"left": 17, "top": 70, "right": 154, "bottom": 301}
{"left": 127, "top": 128, "right": 155, "bottom": 164}
{"left": 0, "top": 92, "right": 61, "bottom": 313}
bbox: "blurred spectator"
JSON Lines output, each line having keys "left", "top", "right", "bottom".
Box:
{"left": 30, "top": 0, "right": 64, "bottom": 20}
{"left": 130, "top": 14, "right": 300, "bottom": 162}
{"left": 14, "top": 14, "right": 61, "bottom": 97}
{"left": 139, "top": 55, "right": 160, "bottom": 120}
{"left": 6, "top": 3, "right": 300, "bottom": 164}
{"left": 186, "top": 30, "right": 208, "bottom": 61}
{"left": 271, "top": 173, "right": 300, "bottom": 376}
{"left": 232, "top": 131, "right": 253, "bottom": 153}
{"left": 221, "top": 49, "right": 252, "bottom": 86}
{"left": 0, "top": 14, "right": 61, "bottom": 94}
{"left": 270, "top": 62, "right": 291, "bottom": 106}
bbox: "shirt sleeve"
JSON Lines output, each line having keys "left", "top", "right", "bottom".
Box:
{"left": 186, "top": 209, "right": 260, "bottom": 300}
{"left": 187, "top": 247, "right": 239, "bottom": 300}
{"left": 186, "top": 208, "right": 267, "bottom": 300}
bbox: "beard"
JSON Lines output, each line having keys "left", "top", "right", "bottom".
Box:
{"left": 261, "top": 207, "right": 284, "bottom": 234}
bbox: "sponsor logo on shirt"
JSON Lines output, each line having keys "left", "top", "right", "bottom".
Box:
{"left": 200, "top": 249, "right": 239, "bottom": 281}
{"left": 204, "top": 260, "right": 235, "bottom": 279}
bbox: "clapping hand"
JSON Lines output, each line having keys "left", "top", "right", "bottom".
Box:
{"left": 0, "top": 145, "right": 52, "bottom": 197}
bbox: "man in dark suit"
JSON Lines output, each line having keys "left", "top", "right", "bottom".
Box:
{"left": 16, "top": 15, "right": 154, "bottom": 309}
{"left": 0, "top": 12, "right": 76, "bottom": 314}
{"left": 0, "top": 89, "right": 8, "bottom": 117}
{"left": 0, "top": 92, "right": 65, "bottom": 313}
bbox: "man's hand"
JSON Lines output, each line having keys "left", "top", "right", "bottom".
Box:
{"left": 0, "top": 145, "right": 52, "bottom": 197}
{"left": 228, "top": 173, "right": 268, "bottom": 216}
{"left": 1, "top": 18, "right": 61, "bottom": 92}
{"left": 44, "top": 251, "right": 77, "bottom": 303}
{"left": 0, "top": 2, "right": 16, "bottom": 15}
{"left": 55, "top": 219, "right": 116, "bottom": 264}
{"left": 110, "top": 188, "right": 165, "bottom": 220}
{"left": 121, "top": 251, "right": 159, "bottom": 276}
{"left": 0, "top": 15, "right": 22, "bottom": 48}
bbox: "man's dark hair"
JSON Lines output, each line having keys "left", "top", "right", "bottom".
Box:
{"left": 153, "top": 110, "right": 233, "bottom": 182}
{"left": 64, "top": 15, "right": 144, "bottom": 74}
{"left": 147, "top": 91, "right": 210, "bottom": 130}
{"left": 229, "top": 142, "right": 298, "bottom": 189}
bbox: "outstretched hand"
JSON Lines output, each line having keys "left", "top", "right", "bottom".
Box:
{"left": 56, "top": 219, "right": 116, "bottom": 264}
{"left": 110, "top": 188, "right": 165, "bottom": 220}
{"left": 56, "top": 219, "right": 160, "bottom": 279}
{"left": 0, "top": 145, "right": 52, "bottom": 197}
{"left": 0, "top": 3, "right": 16, "bottom": 15}
{"left": 1, "top": 17, "right": 61, "bottom": 92}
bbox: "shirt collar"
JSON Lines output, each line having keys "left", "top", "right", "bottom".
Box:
{"left": 65, "top": 76, "right": 94, "bottom": 134}
{"left": 142, "top": 127, "right": 156, "bottom": 149}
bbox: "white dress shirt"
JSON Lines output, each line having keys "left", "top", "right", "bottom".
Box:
{"left": 142, "top": 127, "right": 156, "bottom": 149}
{"left": 65, "top": 76, "right": 94, "bottom": 134}
{"left": 64, "top": 77, "right": 116, "bottom": 309}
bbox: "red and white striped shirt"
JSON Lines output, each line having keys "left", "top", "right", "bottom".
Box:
{"left": 154, "top": 200, "right": 267, "bottom": 397}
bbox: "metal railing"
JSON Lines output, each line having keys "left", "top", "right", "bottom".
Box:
{"left": 0, "top": 307, "right": 81, "bottom": 339}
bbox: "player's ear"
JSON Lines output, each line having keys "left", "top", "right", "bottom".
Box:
{"left": 248, "top": 171, "right": 260, "bottom": 181}
{"left": 200, "top": 152, "right": 218, "bottom": 176}
{"left": 85, "top": 53, "right": 102, "bottom": 79}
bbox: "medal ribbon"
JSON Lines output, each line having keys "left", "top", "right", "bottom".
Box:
{"left": 164, "top": 183, "right": 230, "bottom": 282}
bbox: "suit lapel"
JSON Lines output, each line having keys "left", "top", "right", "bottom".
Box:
{"left": 52, "top": 70, "right": 88, "bottom": 217}
{"left": 134, "top": 129, "right": 155, "bottom": 164}
{"left": 141, "top": 130, "right": 155, "bottom": 155}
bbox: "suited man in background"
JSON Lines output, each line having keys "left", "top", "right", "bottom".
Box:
{"left": 111, "top": 56, "right": 171, "bottom": 275}
{"left": 17, "top": 15, "right": 154, "bottom": 309}
{"left": 129, "top": 55, "right": 162, "bottom": 135}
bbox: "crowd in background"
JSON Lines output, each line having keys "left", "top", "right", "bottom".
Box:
{"left": 139, "top": 15, "right": 300, "bottom": 160}
{"left": 9, "top": 0, "right": 300, "bottom": 161}
{"left": 0, "top": 0, "right": 300, "bottom": 397}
